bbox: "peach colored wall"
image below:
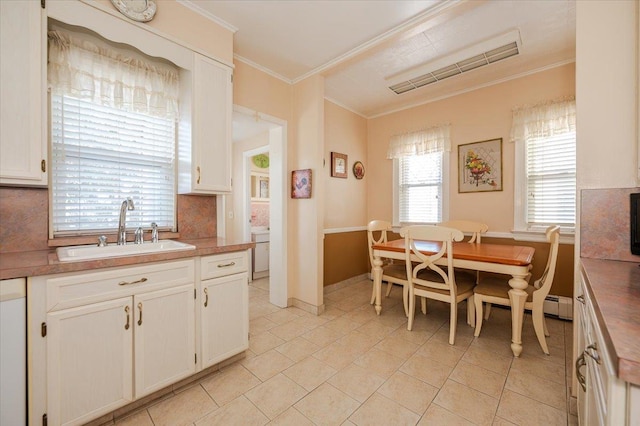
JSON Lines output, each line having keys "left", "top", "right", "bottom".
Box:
{"left": 324, "top": 101, "right": 368, "bottom": 229}
{"left": 94, "top": 0, "right": 233, "bottom": 65}
{"left": 290, "top": 76, "right": 325, "bottom": 307}
{"left": 233, "top": 61, "right": 292, "bottom": 122}
{"left": 367, "top": 63, "right": 575, "bottom": 233}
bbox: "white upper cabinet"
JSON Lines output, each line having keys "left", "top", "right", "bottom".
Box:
{"left": 179, "top": 54, "right": 233, "bottom": 194}
{"left": 0, "top": 0, "right": 47, "bottom": 187}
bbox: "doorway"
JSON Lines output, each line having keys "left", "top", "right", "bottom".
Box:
{"left": 232, "top": 106, "right": 287, "bottom": 308}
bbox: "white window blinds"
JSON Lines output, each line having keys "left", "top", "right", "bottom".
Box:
{"left": 398, "top": 153, "right": 444, "bottom": 224}
{"left": 48, "top": 28, "right": 178, "bottom": 236}
{"left": 525, "top": 132, "right": 576, "bottom": 228}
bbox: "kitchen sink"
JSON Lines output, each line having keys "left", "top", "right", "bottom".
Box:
{"left": 56, "top": 240, "right": 196, "bottom": 262}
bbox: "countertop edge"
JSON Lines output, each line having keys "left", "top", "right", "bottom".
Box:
{"left": 0, "top": 238, "right": 256, "bottom": 280}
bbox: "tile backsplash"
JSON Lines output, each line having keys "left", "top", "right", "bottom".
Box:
{"left": 581, "top": 187, "right": 640, "bottom": 262}
{"left": 0, "top": 187, "right": 217, "bottom": 254}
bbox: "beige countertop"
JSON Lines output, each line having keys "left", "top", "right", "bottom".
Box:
{"left": 0, "top": 238, "right": 255, "bottom": 280}
{"left": 580, "top": 258, "right": 640, "bottom": 385}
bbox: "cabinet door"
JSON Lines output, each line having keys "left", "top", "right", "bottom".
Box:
{"left": 134, "top": 285, "right": 195, "bottom": 398}
{"left": 47, "top": 297, "right": 133, "bottom": 426}
{"left": 201, "top": 273, "right": 248, "bottom": 369}
{"left": 192, "top": 54, "right": 232, "bottom": 193}
{"left": 0, "top": 0, "right": 47, "bottom": 186}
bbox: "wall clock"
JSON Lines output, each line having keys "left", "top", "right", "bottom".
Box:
{"left": 110, "top": 0, "right": 157, "bottom": 22}
{"left": 253, "top": 154, "right": 270, "bottom": 168}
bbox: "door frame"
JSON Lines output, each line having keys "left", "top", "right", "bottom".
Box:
{"left": 234, "top": 105, "right": 288, "bottom": 308}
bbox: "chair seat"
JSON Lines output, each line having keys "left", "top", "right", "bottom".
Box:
{"left": 413, "top": 269, "right": 476, "bottom": 296}
{"left": 474, "top": 276, "right": 535, "bottom": 303}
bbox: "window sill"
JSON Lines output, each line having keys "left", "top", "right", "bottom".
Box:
{"left": 511, "top": 229, "right": 575, "bottom": 244}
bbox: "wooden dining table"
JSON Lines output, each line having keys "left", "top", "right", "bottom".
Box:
{"left": 372, "top": 239, "right": 535, "bottom": 357}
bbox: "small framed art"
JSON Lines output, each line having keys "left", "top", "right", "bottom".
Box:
{"left": 331, "top": 152, "right": 348, "bottom": 178}
{"left": 458, "top": 138, "right": 503, "bottom": 193}
{"left": 291, "top": 169, "right": 312, "bottom": 199}
{"left": 352, "top": 161, "right": 365, "bottom": 179}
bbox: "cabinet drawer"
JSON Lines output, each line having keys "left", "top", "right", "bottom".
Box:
{"left": 44, "top": 259, "right": 195, "bottom": 312}
{"left": 200, "top": 251, "right": 248, "bottom": 280}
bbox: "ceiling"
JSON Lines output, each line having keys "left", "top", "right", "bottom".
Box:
{"left": 182, "top": 0, "right": 575, "bottom": 119}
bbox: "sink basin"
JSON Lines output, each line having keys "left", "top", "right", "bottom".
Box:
{"left": 56, "top": 240, "right": 196, "bottom": 262}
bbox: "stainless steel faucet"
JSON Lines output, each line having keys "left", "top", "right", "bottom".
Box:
{"left": 134, "top": 227, "right": 144, "bottom": 244}
{"left": 151, "top": 222, "right": 158, "bottom": 243}
{"left": 117, "top": 197, "right": 135, "bottom": 245}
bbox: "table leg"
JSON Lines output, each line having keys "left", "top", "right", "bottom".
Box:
{"left": 508, "top": 274, "right": 529, "bottom": 357}
{"left": 372, "top": 256, "right": 383, "bottom": 315}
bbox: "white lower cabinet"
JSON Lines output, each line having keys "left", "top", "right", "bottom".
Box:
{"left": 47, "top": 297, "right": 134, "bottom": 426}
{"left": 576, "top": 266, "right": 636, "bottom": 425}
{"left": 28, "top": 253, "right": 249, "bottom": 426}
{"left": 133, "top": 285, "right": 195, "bottom": 398}
{"left": 199, "top": 252, "right": 249, "bottom": 369}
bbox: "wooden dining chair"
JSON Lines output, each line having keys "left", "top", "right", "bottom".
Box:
{"left": 473, "top": 225, "right": 560, "bottom": 354}
{"left": 438, "top": 220, "right": 488, "bottom": 284}
{"left": 367, "top": 220, "right": 410, "bottom": 316}
{"left": 401, "top": 225, "right": 476, "bottom": 345}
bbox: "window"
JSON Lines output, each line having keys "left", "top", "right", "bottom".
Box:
{"left": 394, "top": 152, "right": 448, "bottom": 224}
{"left": 388, "top": 124, "right": 451, "bottom": 226}
{"left": 512, "top": 98, "right": 576, "bottom": 238}
{"left": 48, "top": 28, "right": 179, "bottom": 237}
{"left": 50, "top": 95, "right": 176, "bottom": 235}
{"left": 524, "top": 132, "right": 576, "bottom": 229}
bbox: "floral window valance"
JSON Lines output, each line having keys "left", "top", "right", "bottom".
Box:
{"left": 386, "top": 124, "right": 451, "bottom": 159}
{"left": 510, "top": 97, "right": 575, "bottom": 143}
{"left": 48, "top": 29, "right": 179, "bottom": 119}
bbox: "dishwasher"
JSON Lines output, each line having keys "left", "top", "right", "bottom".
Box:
{"left": 0, "top": 278, "right": 27, "bottom": 425}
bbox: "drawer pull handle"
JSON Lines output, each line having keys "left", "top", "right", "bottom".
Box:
{"left": 575, "top": 352, "right": 587, "bottom": 392}
{"left": 137, "top": 302, "right": 143, "bottom": 326}
{"left": 585, "top": 343, "right": 601, "bottom": 364}
{"left": 118, "top": 277, "right": 148, "bottom": 286}
{"left": 124, "top": 306, "right": 130, "bottom": 330}
{"left": 576, "top": 295, "right": 585, "bottom": 304}
{"left": 204, "top": 288, "right": 208, "bottom": 307}
{"left": 197, "top": 166, "right": 201, "bottom": 184}
{"left": 217, "top": 262, "right": 236, "bottom": 268}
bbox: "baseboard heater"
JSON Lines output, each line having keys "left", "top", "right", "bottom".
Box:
{"left": 543, "top": 295, "right": 573, "bottom": 320}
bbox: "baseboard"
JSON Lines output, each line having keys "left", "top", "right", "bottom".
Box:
{"left": 324, "top": 273, "right": 369, "bottom": 294}
{"left": 543, "top": 295, "right": 573, "bottom": 320}
{"left": 289, "top": 297, "right": 325, "bottom": 315}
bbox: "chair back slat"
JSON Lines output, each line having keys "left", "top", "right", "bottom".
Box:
{"left": 367, "top": 220, "right": 392, "bottom": 269}
{"left": 438, "top": 220, "right": 488, "bottom": 243}
{"left": 532, "top": 225, "right": 561, "bottom": 302}
{"left": 400, "top": 225, "right": 463, "bottom": 293}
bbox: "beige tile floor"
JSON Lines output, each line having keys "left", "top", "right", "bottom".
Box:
{"left": 109, "top": 277, "right": 578, "bottom": 426}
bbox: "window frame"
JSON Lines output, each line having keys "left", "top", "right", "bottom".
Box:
{"left": 392, "top": 150, "right": 450, "bottom": 227}
{"left": 513, "top": 131, "right": 576, "bottom": 243}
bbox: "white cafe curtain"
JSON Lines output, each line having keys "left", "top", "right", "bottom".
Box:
{"left": 386, "top": 124, "right": 451, "bottom": 159}
{"left": 48, "top": 29, "right": 179, "bottom": 119}
{"left": 510, "top": 97, "right": 575, "bottom": 143}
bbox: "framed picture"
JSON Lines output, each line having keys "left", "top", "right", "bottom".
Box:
{"left": 458, "top": 138, "right": 503, "bottom": 193}
{"left": 291, "top": 169, "right": 312, "bottom": 199}
{"left": 330, "top": 152, "right": 348, "bottom": 178}
{"left": 352, "top": 161, "right": 365, "bottom": 179}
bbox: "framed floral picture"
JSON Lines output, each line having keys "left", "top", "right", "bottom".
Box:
{"left": 458, "top": 138, "right": 503, "bottom": 193}
{"left": 291, "top": 169, "right": 312, "bottom": 199}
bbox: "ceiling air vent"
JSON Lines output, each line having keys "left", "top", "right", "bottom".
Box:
{"left": 388, "top": 30, "right": 521, "bottom": 95}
